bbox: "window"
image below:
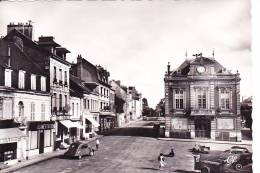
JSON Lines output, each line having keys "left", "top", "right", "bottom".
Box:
{"left": 30, "top": 131, "right": 38, "bottom": 149}
{"left": 30, "top": 74, "right": 36, "bottom": 90}
{"left": 18, "top": 101, "right": 24, "bottom": 118}
{"left": 175, "top": 90, "right": 184, "bottom": 109}
{"left": 53, "top": 66, "right": 57, "bottom": 81}
{"left": 220, "top": 88, "right": 231, "bottom": 109}
{"left": 0, "top": 99, "right": 12, "bottom": 119}
{"left": 72, "top": 103, "right": 75, "bottom": 116}
{"left": 5, "top": 69, "right": 12, "bottom": 87}
{"left": 44, "top": 130, "right": 51, "bottom": 147}
{"left": 59, "top": 69, "right": 62, "bottom": 81}
{"left": 197, "top": 89, "right": 207, "bottom": 109}
{"left": 76, "top": 103, "right": 79, "bottom": 117}
{"left": 64, "top": 95, "right": 67, "bottom": 106}
{"left": 18, "top": 70, "right": 25, "bottom": 89}
{"left": 64, "top": 71, "right": 67, "bottom": 84}
{"left": 41, "top": 103, "right": 45, "bottom": 121}
{"left": 31, "top": 102, "right": 35, "bottom": 120}
{"left": 41, "top": 76, "right": 46, "bottom": 91}
{"left": 59, "top": 94, "right": 62, "bottom": 111}
{"left": 53, "top": 93, "right": 57, "bottom": 108}
{"left": 84, "top": 99, "right": 87, "bottom": 109}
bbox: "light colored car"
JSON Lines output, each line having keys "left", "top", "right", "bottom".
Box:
{"left": 64, "top": 141, "right": 92, "bottom": 159}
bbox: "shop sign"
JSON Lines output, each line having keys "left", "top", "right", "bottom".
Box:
{"left": 36, "top": 124, "right": 54, "bottom": 130}
{"left": 0, "top": 137, "right": 19, "bottom": 144}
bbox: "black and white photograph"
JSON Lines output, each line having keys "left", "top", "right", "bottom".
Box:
{"left": 0, "top": 0, "right": 257, "bottom": 172}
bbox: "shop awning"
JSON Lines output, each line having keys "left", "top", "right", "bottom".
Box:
{"left": 0, "top": 128, "right": 26, "bottom": 143}
{"left": 86, "top": 117, "right": 100, "bottom": 127}
{"left": 60, "top": 120, "right": 83, "bottom": 129}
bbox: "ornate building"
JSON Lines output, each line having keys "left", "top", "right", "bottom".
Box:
{"left": 164, "top": 53, "right": 241, "bottom": 141}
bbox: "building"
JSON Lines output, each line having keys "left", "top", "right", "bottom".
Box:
{"left": 127, "top": 86, "right": 142, "bottom": 121}
{"left": 4, "top": 22, "right": 82, "bottom": 149}
{"left": 164, "top": 53, "right": 241, "bottom": 141}
{"left": 69, "top": 74, "right": 100, "bottom": 140}
{"left": 110, "top": 80, "right": 128, "bottom": 127}
{"left": 0, "top": 32, "right": 53, "bottom": 164}
{"left": 71, "top": 55, "right": 116, "bottom": 134}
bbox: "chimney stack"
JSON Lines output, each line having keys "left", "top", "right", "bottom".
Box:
{"left": 7, "top": 21, "right": 33, "bottom": 40}
{"left": 167, "top": 62, "right": 170, "bottom": 75}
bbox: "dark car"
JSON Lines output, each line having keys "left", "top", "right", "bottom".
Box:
{"left": 64, "top": 141, "right": 92, "bottom": 159}
{"left": 194, "top": 146, "right": 252, "bottom": 173}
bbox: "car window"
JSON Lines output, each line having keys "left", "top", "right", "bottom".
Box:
{"left": 82, "top": 144, "right": 88, "bottom": 149}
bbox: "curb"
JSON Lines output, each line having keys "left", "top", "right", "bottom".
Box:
{"left": 157, "top": 138, "right": 252, "bottom": 146}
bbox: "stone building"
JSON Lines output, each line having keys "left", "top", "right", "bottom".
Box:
{"left": 164, "top": 53, "right": 241, "bottom": 141}
{"left": 70, "top": 55, "right": 116, "bottom": 134}
{"left": 0, "top": 32, "right": 53, "bottom": 164}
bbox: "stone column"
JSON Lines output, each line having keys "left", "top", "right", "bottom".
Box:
{"left": 164, "top": 79, "right": 170, "bottom": 137}
{"left": 190, "top": 120, "right": 195, "bottom": 139}
{"left": 210, "top": 119, "right": 216, "bottom": 140}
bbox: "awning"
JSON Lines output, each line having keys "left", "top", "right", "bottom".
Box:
{"left": 60, "top": 120, "right": 83, "bottom": 129}
{"left": 0, "top": 128, "right": 26, "bottom": 144}
{"left": 86, "top": 117, "right": 100, "bottom": 127}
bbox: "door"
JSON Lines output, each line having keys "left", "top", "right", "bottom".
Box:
{"left": 195, "top": 119, "right": 211, "bottom": 138}
{"left": 39, "top": 130, "right": 44, "bottom": 154}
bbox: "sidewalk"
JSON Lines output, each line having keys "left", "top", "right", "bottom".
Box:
{"left": 0, "top": 135, "right": 102, "bottom": 173}
{"left": 157, "top": 137, "right": 252, "bottom": 146}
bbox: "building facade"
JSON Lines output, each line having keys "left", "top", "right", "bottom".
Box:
{"left": 164, "top": 53, "right": 241, "bottom": 141}
{"left": 0, "top": 33, "right": 53, "bottom": 164}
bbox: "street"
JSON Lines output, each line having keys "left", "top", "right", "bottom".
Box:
{"left": 13, "top": 120, "right": 252, "bottom": 173}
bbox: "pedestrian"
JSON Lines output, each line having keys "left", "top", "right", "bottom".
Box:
{"left": 158, "top": 153, "right": 166, "bottom": 170}
{"left": 169, "top": 147, "right": 175, "bottom": 157}
{"left": 90, "top": 148, "right": 95, "bottom": 156}
{"left": 96, "top": 139, "right": 100, "bottom": 150}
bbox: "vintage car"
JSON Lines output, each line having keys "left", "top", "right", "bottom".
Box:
{"left": 194, "top": 146, "right": 252, "bottom": 173}
{"left": 191, "top": 144, "right": 210, "bottom": 154}
{"left": 64, "top": 141, "right": 92, "bottom": 159}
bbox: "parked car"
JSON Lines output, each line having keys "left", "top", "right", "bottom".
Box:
{"left": 191, "top": 143, "right": 210, "bottom": 154}
{"left": 194, "top": 146, "right": 252, "bottom": 173}
{"left": 64, "top": 141, "right": 92, "bottom": 159}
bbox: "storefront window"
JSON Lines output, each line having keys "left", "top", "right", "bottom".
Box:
{"left": 44, "top": 130, "right": 51, "bottom": 147}
{"left": 30, "top": 131, "right": 38, "bottom": 149}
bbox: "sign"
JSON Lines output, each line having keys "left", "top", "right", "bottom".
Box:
{"left": 0, "top": 137, "right": 19, "bottom": 144}
{"left": 217, "top": 118, "right": 234, "bottom": 130}
{"left": 28, "top": 121, "right": 55, "bottom": 130}
{"left": 172, "top": 118, "right": 188, "bottom": 130}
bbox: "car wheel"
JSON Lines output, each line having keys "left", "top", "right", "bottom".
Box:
{"left": 78, "top": 154, "right": 82, "bottom": 160}
{"left": 201, "top": 167, "right": 210, "bottom": 173}
{"left": 235, "top": 163, "right": 243, "bottom": 170}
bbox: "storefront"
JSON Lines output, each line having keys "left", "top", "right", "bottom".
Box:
{"left": 99, "top": 112, "right": 116, "bottom": 133}
{"left": 0, "top": 128, "right": 26, "bottom": 165}
{"left": 57, "top": 120, "right": 83, "bottom": 145}
{"left": 27, "top": 121, "right": 55, "bottom": 157}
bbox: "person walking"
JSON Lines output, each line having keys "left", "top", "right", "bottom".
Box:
{"left": 158, "top": 153, "right": 166, "bottom": 170}
{"left": 96, "top": 139, "right": 100, "bottom": 150}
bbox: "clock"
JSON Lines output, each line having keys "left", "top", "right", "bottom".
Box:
{"left": 197, "top": 66, "right": 206, "bottom": 73}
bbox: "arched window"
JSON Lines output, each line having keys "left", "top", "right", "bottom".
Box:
{"left": 18, "top": 101, "right": 24, "bottom": 117}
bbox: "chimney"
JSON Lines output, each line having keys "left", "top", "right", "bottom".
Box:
{"left": 167, "top": 62, "right": 170, "bottom": 75}
{"left": 7, "top": 21, "right": 33, "bottom": 40}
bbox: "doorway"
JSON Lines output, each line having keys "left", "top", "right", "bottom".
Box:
{"left": 195, "top": 119, "right": 211, "bottom": 138}
{"left": 39, "top": 130, "right": 44, "bottom": 154}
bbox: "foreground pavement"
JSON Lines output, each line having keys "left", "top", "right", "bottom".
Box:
{"left": 9, "top": 120, "right": 252, "bottom": 173}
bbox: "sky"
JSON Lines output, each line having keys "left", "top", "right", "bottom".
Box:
{"left": 0, "top": 0, "right": 251, "bottom": 108}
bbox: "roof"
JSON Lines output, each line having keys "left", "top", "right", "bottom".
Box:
{"left": 38, "top": 36, "right": 60, "bottom": 47}
{"left": 4, "top": 29, "right": 71, "bottom": 66}
{"left": 56, "top": 47, "right": 71, "bottom": 53}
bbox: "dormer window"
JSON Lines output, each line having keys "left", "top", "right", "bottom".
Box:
{"left": 5, "top": 69, "right": 12, "bottom": 87}
{"left": 31, "top": 74, "right": 36, "bottom": 90}
{"left": 41, "top": 76, "right": 46, "bottom": 91}
{"left": 18, "top": 70, "right": 25, "bottom": 89}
